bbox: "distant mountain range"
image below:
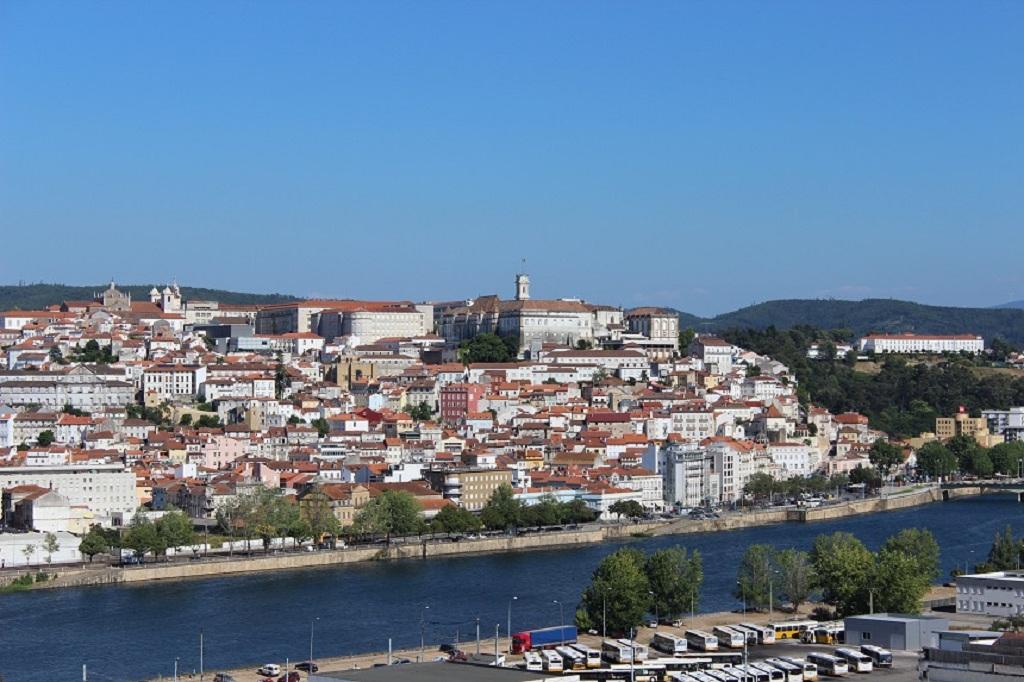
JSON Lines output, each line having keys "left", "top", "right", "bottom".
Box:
{"left": 995, "top": 300, "right": 1024, "bottom": 310}
{"left": 0, "top": 283, "right": 298, "bottom": 310}
{"left": 673, "top": 298, "right": 1024, "bottom": 345}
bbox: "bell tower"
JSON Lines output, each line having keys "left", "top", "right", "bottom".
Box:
{"left": 515, "top": 265, "right": 530, "bottom": 301}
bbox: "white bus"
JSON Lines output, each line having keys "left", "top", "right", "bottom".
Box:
{"left": 651, "top": 631, "right": 688, "bottom": 656}
{"left": 712, "top": 625, "right": 746, "bottom": 649}
{"left": 833, "top": 648, "right": 872, "bottom": 673}
{"left": 556, "top": 645, "right": 586, "bottom": 670}
{"left": 805, "top": 652, "right": 848, "bottom": 676}
{"left": 571, "top": 643, "right": 602, "bottom": 668}
{"left": 764, "top": 657, "right": 804, "bottom": 682}
{"left": 541, "top": 649, "right": 563, "bottom": 673}
{"left": 618, "top": 637, "right": 648, "bottom": 662}
{"left": 749, "top": 662, "right": 785, "bottom": 681}
{"left": 740, "top": 623, "right": 776, "bottom": 644}
{"left": 685, "top": 629, "right": 719, "bottom": 651}
{"left": 730, "top": 624, "right": 760, "bottom": 646}
{"left": 602, "top": 639, "right": 633, "bottom": 663}
{"left": 780, "top": 657, "right": 817, "bottom": 681}
{"left": 858, "top": 645, "right": 892, "bottom": 668}
{"left": 703, "top": 669, "right": 749, "bottom": 682}
{"left": 733, "top": 665, "right": 771, "bottom": 682}
{"left": 523, "top": 651, "right": 543, "bottom": 672}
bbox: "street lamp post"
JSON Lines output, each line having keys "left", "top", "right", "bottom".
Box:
{"left": 310, "top": 616, "right": 319, "bottom": 670}
{"left": 420, "top": 605, "right": 430, "bottom": 661}
{"left": 648, "top": 591, "right": 659, "bottom": 626}
{"left": 602, "top": 591, "right": 607, "bottom": 640}
{"left": 737, "top": 580, "right": 746, "bottom": 614}
{"left": 507, "top": 596, "right": 517, "bottom": 654}
{"left": 174, "top": 658, "right": 179, "bottom": 682}
{"left": 553, "top": 600, "right": 565, "bottom": 641}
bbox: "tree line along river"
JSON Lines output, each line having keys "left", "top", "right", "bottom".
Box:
{"left": 2, "top": 494, "right": 1021, "bottom": 682}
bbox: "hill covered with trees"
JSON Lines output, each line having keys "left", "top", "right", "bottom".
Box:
{"left": 0, "top": 283, "right": 299, "bottom": 310}
{"left": 721, "top": 325, "right": 1024, "bottom": 438}
{"left": 672, "top": 298, "right": 1024, "bottom": 346}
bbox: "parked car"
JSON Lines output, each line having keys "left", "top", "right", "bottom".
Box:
{"left": 278, "top": 673, "right": 301, "bottom": 682}
{"left": 294, "top": 662, "right": 319, "bottom": 673}
{"left": 213, "top": 674, "right": 236, "bottom": 682}
{"left": 257, "top": 664, "right": 281, "bottom": 677}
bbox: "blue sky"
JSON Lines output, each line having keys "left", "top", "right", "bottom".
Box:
{"left": 1, "top": 1, "right": 1021, "bottom": 316}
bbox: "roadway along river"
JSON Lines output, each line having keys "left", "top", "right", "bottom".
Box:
{"left": 3, "top": 494, "right": 1022, "bottom": 681}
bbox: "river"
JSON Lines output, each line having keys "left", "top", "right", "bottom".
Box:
{"left": 2, "top": 494, "right": 1021, "bottom": 681}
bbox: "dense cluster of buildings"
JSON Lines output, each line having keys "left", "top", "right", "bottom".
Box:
{"left": 0, "top": 276, "right": 991, "bottom": 568}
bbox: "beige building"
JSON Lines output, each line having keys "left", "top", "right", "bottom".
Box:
{"left": 936, "top": 411, "right": 1004, "bottom": 447}
{"left": 427, "top": 468, "right": 514, "bottom": 511}
{"left": 298, "top": 483, "right": 370, "bottom": 529}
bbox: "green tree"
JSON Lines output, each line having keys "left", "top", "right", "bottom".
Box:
{"left": 563, "top": 499, "right": 598, "bottom": 524}
{"left": 916, "top": 442, "right": 958, "bottom": 479}
{"left": 78, "top": 525, "right": 109, "bottom": 562}
{"left": 989, "top": 442, "right": 1024, "bottom": 476}
{"left": 849, "top": 466, "right": 882, "bottom": 490}
{"left": 430, "top": 505, "right": 482, "bottom": 534}
{"left": 458, "top": 333, "right": 517, "bottom": 364}
{"left": 36, "top": 430, "right": 55, "bottom": 447}
{"left": 408, "top": 402, "right": 434, "bottom": 421}
{"left": 522, "top": 495, "right": 565, "bottom": 527}
{"left": 776, "top": 548, "right": 815, "bottom": 612}
{"left": 297, "top": 485, "right": 343, "bottom": 542}
{"left": 195, "top": 414, "right": 221, "bottom": 429}
{"left": 156, "top": 510, "right": 196, "bottom": 550}
{"left": 881, "top": 528, "right": 940, "bottom": 584}
{"left": 179, "top": 413, "right": 193, "bottom": 426}
{"left": 976, "top": 526, "right": 1023, "bottom": 572}
{"left": 123, "top": 515, "right": 166, "bottom": 561}
{"left": 42, "top": 532, "right": 60, "bottom": 565}
{"left": 479, "top": 483, "right": 522, "bottom": 531}
{"left": 735, "top": 544, "right": 779, "bottom": 611}
{"left": 678, "top": 328, "right": 696, "bottom": 352}
{"left": 869, "top": 440, "right": 903, "bottom": 475}
{"left": 22, "top": 543, "right": 36, "bottom": 566}
{"left": 743, "top": 473, "right": 778, "bottom": 501}
{"left": 969, "top": 449, "right": 995, "bottom": 478}
{"left": 309, "top": 417, "right": 330, "bottom": 438}
{"left": 811, "top": 532, "right": 875, "bottom": 616}
{"left": 608, "top": 499, "right": 645, "bottom": 521}
{"left": 577, "top": 548, "right": 651, "bottom": 635}
{"left": 645, "top": 547, "right": 703, "bottom": 621}
{"left": 353, "top": 490, "right": 423, "bottom": 539}
{"left": 873, "top": 548, "right": 930, "bottom": 613}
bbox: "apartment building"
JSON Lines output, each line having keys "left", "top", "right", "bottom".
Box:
{"left": 0, "top": 365, "right": 135, "bottom": 410}
{"left": 0, "top": 459, "right": 136, "bottom": 526}
{"left": 426, "top": 468, "right": 513, "bottom": 511}
{"left": 983, "top": 407, "right": 1024, "bottom": 442}
{"left": 142, "top": 364, "right": 208, "bottom": 399}
{"left": 439, "top": 383, "right": 486, "bottom": 424}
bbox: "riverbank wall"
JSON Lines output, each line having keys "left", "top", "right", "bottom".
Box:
{"left": 2, "top": 485, "right": 963, "bottom": 591}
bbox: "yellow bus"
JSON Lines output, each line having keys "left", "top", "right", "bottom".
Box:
{"left": 771, "top": 621, "right": 817, "bottom": 640}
